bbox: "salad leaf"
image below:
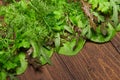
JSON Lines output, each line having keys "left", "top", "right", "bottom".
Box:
{"left": 16, "top": 53, "right": 28, "bottom": 75}
{"left": 40, "top": 48, "right": 53, "bottom": 65}
{"left": 89, "top": 23, "right": 116, "bottom": 43}
{"left": 0, "top": 71, "right": 7, "bottom": 80}
{"left": 59, "top": 38, "right": 86, "bottom": 55}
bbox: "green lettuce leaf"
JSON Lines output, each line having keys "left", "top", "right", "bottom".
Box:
{"left": 58, "top": 38, "right": 86, "bottom": 55}
{"left": 16, "top": 53, "right": 28, "bottom": 75}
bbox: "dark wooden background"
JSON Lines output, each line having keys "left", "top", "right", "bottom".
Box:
{"left": 18, "top": 33, "right": 120, "bottom": 80}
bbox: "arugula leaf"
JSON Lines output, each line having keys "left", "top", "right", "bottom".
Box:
{"left": 40, "top": 47, "right": 52, "bottom": 64}
{"left": 0, "top": 71, "right": 7, "bottom": 80}
{"left": 54, "top": 33, "right": 60, "bottom": 51}
{"left": 17, "top": 40, "right": 30, "bottom": 48}
{"left": 16, "top": 53, "right": 28, "bottom": 75}
{"left": 116, "top": 23, "right": 120, "bottom": 31}
{"left": 89, "top": 23, "right": 116, "bottom": 43}
{"left": 64, "top": 25, "right": 73, "bottom": 33}
{"left": 30, "top": 40, "right": 39, "bottom": 58}
{"left": 110, "top": 0, "right": 119, "bottom": 26}
{"left": 89, "top": 0, "right": 111, "bottom": 13}
{"left": 59, "top": 38, "right": 86, "bottom": 55}
{"left": 3, "top": 61, "right": 17, "bottom": 70}
{"left": 40, "top": 48, "right": 53, "bottom": 65}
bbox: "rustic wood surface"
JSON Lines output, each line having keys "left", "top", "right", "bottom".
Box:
{"left": 17, "top": 32, "right": 120, "bottom": 80}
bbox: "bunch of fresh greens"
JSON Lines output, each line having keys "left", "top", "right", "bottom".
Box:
{"left": 0, "top": 0, "right": 120, "bottom": 79}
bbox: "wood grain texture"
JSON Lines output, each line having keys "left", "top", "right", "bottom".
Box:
{"left": 111, "top": 32, "right": 120, "bottom": 53}
{"left": 18, "top": 33, "right": 120, "bottom": 80}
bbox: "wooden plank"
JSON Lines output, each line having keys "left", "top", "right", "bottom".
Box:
{"left": 80, "top": 42, "right": 120, "bottom": 80}
{"left": 43, "top": 33, "right": 120, "bottom": 80}
{"left": 42, "top": 33, "right": 120, "bottom": 80}
{"left": 111, "top": 32, "right": 120, "bottom": 53}
{"left": 56, "top": 53, "right": 93, "bottom": 80}
{"left": 18, "top": 33, "right": 120, "bottom": 80}
{"left": 18, "top": 65, "right": 54, "bottom": 80}
{"left": 44, "top": 54, "right": 75, "bottom": 80}
{"left": 0, "top": 0, "right": 2, "bottom": 5}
